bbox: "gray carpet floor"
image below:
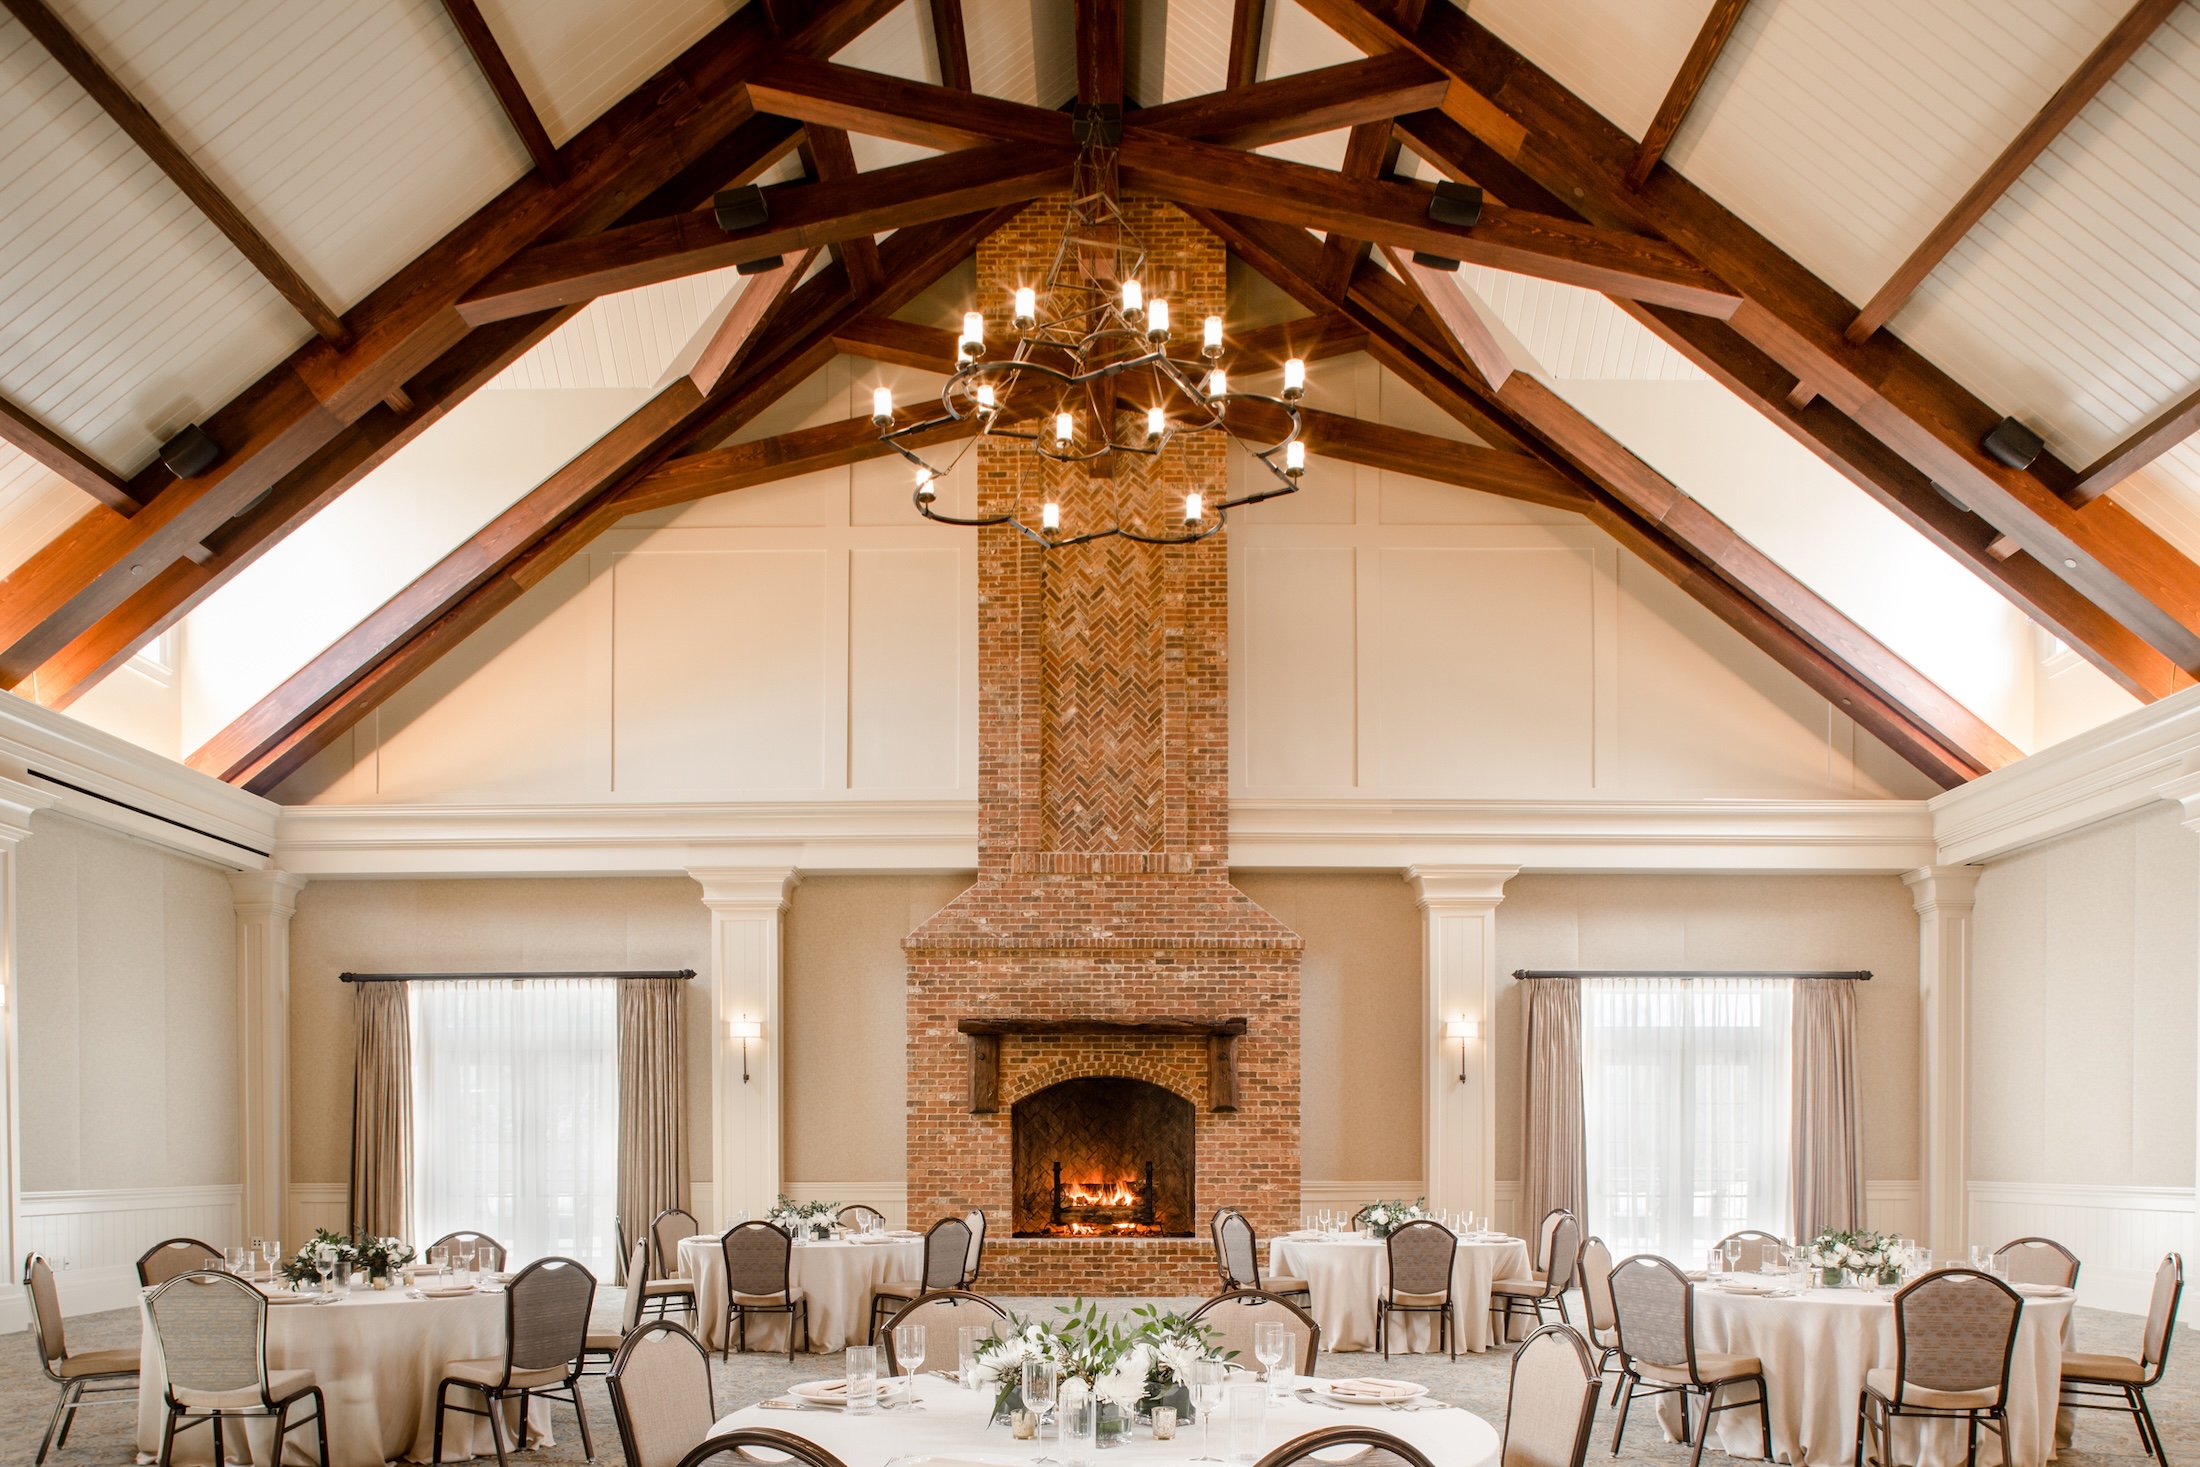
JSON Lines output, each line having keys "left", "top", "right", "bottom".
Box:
{"left": 5, "top": 1297, "right": 2189, "bottom": 1466}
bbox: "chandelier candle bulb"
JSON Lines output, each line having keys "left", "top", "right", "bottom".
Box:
{"left": 976, "top": 383, "right": 997, "bottom": 412}
{"left": 1147, "top": 298, "right": 1170, "bottom": 341}
{"left": 1042, "top": 501, "right": 1060, "bottom": 531}
{"left": 959, "top": 312, "right": 985, "bottom": 358}
{"left": 1054, "top": 411, "right": 1074, "bottom": 444}
{"left": 1013, "top": 287, "right": 1037, "bottom": 331}
{"left": 1146, "top": 406, "right": 1165, "bottom": 443}
{"left": 871, "top": 386, "right": 894, "bottom": 426}
{"left": 1206, "top": 367, "right": 1227, "bottom": 403}
{"left": 1184, "top": 491, "right": 1203, "bottom": 525}
{"left": 1121, "top": 279, "right": 1143, "bottom": 319}
{"left": 1203, "top": 315, "right": 1223, "bottom": 358}
{"left": 1282, "top": 357, "right": 1306, "bottom": 399}
{"left": 1285, "top": 439, "right": 1306, "bottom": 476}
{"left": 915, "top": 468, "right": 936, "bottom": 503}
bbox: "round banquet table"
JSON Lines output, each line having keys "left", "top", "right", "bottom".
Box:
{"left": 709, "top": 1370, "right": 1500, "bottom": 1466}
{"left": 1268, "top": 1232, "right": 1533, "bottom": 1354}
{"left": 679, "top": 1233, "right": 925, "bottom": 1353}
{"left": 1650, "top": 1280, "right": 2077, "bottom": 1467}
{"left": 134, "top": 1284, "right": 553, "bottom": 1467}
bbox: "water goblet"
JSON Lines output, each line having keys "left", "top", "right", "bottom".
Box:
{"left": 227, "top": 1246, "right": 251, "bottom": 1276}
{"left": 1724, "top": 1238, "right": 1742, "bottom": 1273}
{"left": 1253, "top": 1322, "right": 1290, "bottom": 1399}
{"left": 263, "top": 1238, "right": 282, "bottom": 1276}
{"left": 429, "top": 1246, "right": 450, "bottom": 1282}
{"left": 1188, "top": 1359, "right": 1226, "bottom": 1462}
{"left": 1020, "top": 1359, "right": 1058, "bottom": 1457}
{"left": 893, "top": 1323, "right": 926, "bottom": 1407}
{"left": 313, "top": 1244, "right": 337, "bottom": 1294}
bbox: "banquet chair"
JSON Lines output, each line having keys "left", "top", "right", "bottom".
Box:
{"left": 1503, "top": 1325, "right": 1602, "bottom": 1467}
{"left": 647, "top": 1209, "right": 703, "bottom": 1322}
{"left": 1493, "top": 1213, "right": 1580, "bottom": 1335}
{"left": 146, "top": 1270, "right": 329, "bottom": 1467}
{"left": 433, "top": 1255, "right": 597, "bottom": 1467}
{"left": 1534, "top": 1209, "right": 1571, "bottom": 1275}
{"left": 429, "top": 1230, "right": 507, "bottom": 1273}
{"left": 676, "top": 1429, "right": 853, "bottom": 1467}
{"left": 1608, "top": 1254, "right": 1769, "bottom": 1467}
{"left": 1189, "top": 1288, "right": 1322, "bottom": 1375}
{"left": 838, "top": 1204, "right": 886, "bottom": 1231}
{"left": 2058, "top": 1252, "right": 2182, "bottom": 1463}
{"left": 582, "top": 1242, "right": 652, "bottom": 1375}
{"left": 1994, "top": 1236, "right": 2080, "bottom": 1289}
{"left": 138, "top": 1237, "right": 226, "bottom": 1287}
{"left": 1715, "top": 1230, "right": 1785, "bottom": 1273}
{"left": 719, "top": 1221, "right": 809, "bottom": 1363}
{"left": 1856, "top": 1267, "right": 2022, "bottom": 1467}
{"left": 961, "top": 1207, "right": 987, "bottom": 1287}
{"left": 1377, "top": 1219, "right": 1460, "bottom": 1361}
{"left": 1573, "top": 1236, "right": 1625, "bottom": 1402}
{"left": 23, "top": 1252, "right": 140, "bottom": 1466}
{"left": 880, "top": 1288, "right": 1011, "bottom": 1373}
{"left": 607, "top": 1322, "right": 717, "bottom": 1467}
{"left": 1214, "top": 1208, "right": 1312, "bottom": 1305}
{"left": 870, "top": 1215, "right": 973, "bottom": 1343}
{"left": 1251, "top": 1426, "right": 1437, "bottom": 1467}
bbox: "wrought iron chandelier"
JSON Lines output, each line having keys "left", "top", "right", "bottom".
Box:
{"left": 873, "top": 135, "right": 1308, "bottom": 548}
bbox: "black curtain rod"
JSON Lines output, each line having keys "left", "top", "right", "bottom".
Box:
{"left": 339, "top": 969, "right": 697, "bottom": 983}
{"left": 1512, "top": 969, "right": 1871, "bottom": 981}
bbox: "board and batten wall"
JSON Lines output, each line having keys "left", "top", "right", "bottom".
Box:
{"left": 1968, "top": 801, "right": 2198, "bottom": 1314}
{"left": 14, "top": 810, "right": 242, "bottom": 1315}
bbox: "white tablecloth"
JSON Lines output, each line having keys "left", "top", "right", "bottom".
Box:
{"left": 135, "top": 1285, "right": 553, "bottom": 1467}
{"left": 1651, "top": 1281, "right": 2077, "bottom": 1466}
{"left": 678, "top": 1234, "right": 925, "bottom": 1353}
{"left": 1268, "top": 1233, "right": 1534, "bottom": 1353}
{"left": 709, "top": 1371, "right": 1501, "bottom": 1465}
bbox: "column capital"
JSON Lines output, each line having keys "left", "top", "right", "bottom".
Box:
{"left": 0, "top": 772, "right": 55, "bottom": 847}
{"left": 1903, "top": 864, "right": 1981, "bottom": 915}
{"left": 2157, "top": 772, "right": 2200, "bottom": 830}
{"left": 1407, "top": 864, "right": 1520, "bottom": 910}
{"left": 228, "top": 869, "right": 308, "bottom": 916}
{"left": 689, "top": 866, "right": 801, "bottom": 911}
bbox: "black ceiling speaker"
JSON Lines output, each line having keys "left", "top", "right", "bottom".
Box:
{"left": 1428, "top": 180, "right": 1484, "bottom": 229}
{"left": 736, "top": 255, "right": 786, "bottom": 276}
{"left": 713, "top": 185, "right": 769, "bottom": 233}
{"left": 1410, "top": 251, "right": 1463, "bottom": 271}
{"left": 1982, "top": 416, "right": 2044, "bottom": 471}
{"left": 158, "top": 423, "right": 221, "bottom": 479}
{"left": 1071, "top": 102, "right": 1122, "bottom": 147}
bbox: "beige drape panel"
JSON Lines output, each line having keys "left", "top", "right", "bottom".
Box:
{"left": 349, "top": 984, "right": 413, "bottom": 1239}
{"left": 617, "top": 978, "right": 690, "bottom": 1285}
{"left": 1520, "top": 978, "right": 1587, "bottom": 1240}
{"left": 1790, "top": 978, "right": 1865, "bottom": 1243}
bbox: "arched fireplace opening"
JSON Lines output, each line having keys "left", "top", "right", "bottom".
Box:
{"left": 1011, "top": 1077, "right": 1196, "bottom": 1237}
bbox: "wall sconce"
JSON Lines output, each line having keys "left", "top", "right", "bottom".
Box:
{"left": 728, "top": 1017, "right": 762, "bottom": 1083}
{"left": 1444, "top": 1017, "right": 1478, "bottom": 1084}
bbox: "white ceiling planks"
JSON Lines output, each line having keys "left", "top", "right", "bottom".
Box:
{"left": 1127, "top": 0, "right": 1232, "bottom": 104}
{"left": 1466, "top": 0, "right": 1708, "bottom": 141}
{"left": 964, "top": 0, "right": 1074, "bottom": 107}
{"left": 0, "top": 444, "right": 92, "bottom": 580}
{"left": 487, "top": 265, "right": 748, "bottom": 391}
{"left": 476, "top": 0, "right": 742, "bottom": 146}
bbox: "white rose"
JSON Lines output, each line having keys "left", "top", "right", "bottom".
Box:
{"left": 1369, "top": 1208, "right": 1389, "bottom": 1225}
{"left": 1099, "top": 1371, "right": 1145, "bottom": 1409}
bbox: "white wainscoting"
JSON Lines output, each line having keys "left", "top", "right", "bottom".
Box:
{"left": 1865, "top": 1180, "right": 1922, "bottom": 1240}
{"left": 784, "top": 1181, "right": 910, "bottom": 1231}
{"left": 1299, "top": 1182, "right": 1431, "bottom": 1228}
{"left": 1968, "top": 1181, "right": 2195, "bottom": 1317}
{"left": 288, "top": 1182, "right": 350, "bottom": 1249}
{"left": 7, "top": 1184, "right": 244, "bottom": 1328}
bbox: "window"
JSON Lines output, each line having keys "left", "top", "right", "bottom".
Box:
{"left": 410, "top": 979, "right": 618, "bottom": 1272}
{"left": 1581, "top": 977, "right": 1790, "bottom": 1264}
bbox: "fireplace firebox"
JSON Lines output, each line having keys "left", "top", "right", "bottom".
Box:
{"left": 1012, "top": 1078, "right": 1195, "bottom": 1237}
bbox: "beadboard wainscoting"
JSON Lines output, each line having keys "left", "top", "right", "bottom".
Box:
{"left": 1968, "top": 1181, "right": 2195, "bottom": 1317}
{"left": 287, "top": 1183, "right": 350, "bottom": 1250}
{"left": 1865, "top": 1180, "right": 1923, "bottom": 1241}
{"left": 1300, "top": 1182, "right": 1437, "bottom": 1229}
{"left": 784, "top": 1182, "right": 910, "bottom": 1231}
{"left": 9, "top": 1184, "right": 244, "bottom": 1327}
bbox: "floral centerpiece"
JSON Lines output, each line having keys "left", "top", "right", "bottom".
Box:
{"left": 278, "top": 1228, "right": 417, "bottom": 1289}
{"left": 1358, "top": 1198, "right": 1430, "bottom": 1239}
{"left": 970, "top": 1300, "right": 1228, "bottom": 1445}
{"left": 767, "top": 1195, "right": 839, "bottom": 1241}
{"left": 1804, "top": 1228, "right": 1900, "bottom": 1287}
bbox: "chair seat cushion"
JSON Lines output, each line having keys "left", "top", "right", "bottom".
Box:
{"left": 2061, "top": 1352, "right": 2147, "bottom": 1385}
{"left": 875, "top": 1281, "right": 920, "bottom": 1299}
{"left": 1263, "top": 1277, "right": 1310, "bottom": 1293}
{"left": 642, "top": 1278, "right": 694, "bottom": 1297}
{"left": 585, "top": 1330, "right": 626, "bottom": 1351}
{"left": 175, "top": 1368, "right": 316, "bottom": 1410}
{"left": 1490, "top": 1279, "right": 1552, "bottom": 1298}
{"left": 444, "top": 1358, "right": 570, "bottom": 1390}
{"left": 732, "top": 1290, "right": 803, "bottom": 1308}
{"left": 58, "top": 1348, "right": 140, "bottom": 1379}
{"left": 1388, "top": 1290, "right": 1450, "bottom": 1308}
{"left": 1864, "top": 1368, "right": 1998, "bottom": 1408}
{"left": 1639, "top": 1354, "right": 1761, "bottom": 1387}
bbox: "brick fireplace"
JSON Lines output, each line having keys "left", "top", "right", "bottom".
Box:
{"left": 903, "top": 196, "right": 1303, "bottom": 1295}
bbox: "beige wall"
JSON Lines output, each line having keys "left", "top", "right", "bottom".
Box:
{"left": 781, "top": 875, "right": 971, "bottom": 1197}
{"left": 1494, "top": 874, "right": 1923, "bottom": 1188}
{"left": 15, "top": 810, "right": 238, "bottom": 1191}
{"left": 1970, "top": 803, "right": 2198, "bottom": 1189}
{"left": 287, "top": 877, "right": 712, "bottom": 1187}
{"left": 1233, "top": 872, "right": 1424, "bottom": 1188}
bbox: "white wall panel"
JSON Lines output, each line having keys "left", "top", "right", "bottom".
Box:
{"left": 13, "top": 1184, "right": 243, "bottom": 1323}
{"left": 1240, "top": 544, "right": 1358, "bottom": 788}
{"left": 848, "top": 547, "right": 962, "bottom": 789}
{"left": 1969, "top": 1182, "right": 2193, "bottom": 1317}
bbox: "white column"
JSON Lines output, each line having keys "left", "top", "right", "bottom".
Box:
{"left": 1904, "top": 864, "right": 1979, "bottom": 1261}
{"left": 2157, "top": 774, "right": 2200, "bottom": 1274}
{"left": 691, "top": 867, "right": 799, "bottom": 1227}
{"left": 0, "top": 775, "right": 55, "bottom": 1301}
{"left": 1408, "top": 865, "right": 1519, "bottom": 1220}
{"left": 230, "top": 871, "right": 306, "bottom": 1246}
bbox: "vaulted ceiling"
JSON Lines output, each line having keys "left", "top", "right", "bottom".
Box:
{"left": 2, "top": 0, "right": 2197, "bottom": 795}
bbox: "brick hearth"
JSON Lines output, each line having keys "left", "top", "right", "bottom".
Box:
{"left": 904, "top": 196, "right": 1303, "bottom": 1295}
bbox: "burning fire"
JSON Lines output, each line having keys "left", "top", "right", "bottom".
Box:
{"left": 1058, "top": 1178, "right": 1144, "bottom": 1208}
{"left": 1060, "top": 1219, "right": 1156, "bottom": 1236}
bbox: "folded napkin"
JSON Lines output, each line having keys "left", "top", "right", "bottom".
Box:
{"left": 419, "top": 1283, "right": 477, "bottom": 1298}
{"left": 2011, "top": 1282, "right": 2073, "bottom": 1298}
{"left": 887, "top": 1230, "right": 922, "bottom": 1239}
{"left": 1712, "top": 1277, "right": 1781, "bottom": 1295}
{"left": 1327, "top": 1377, "right": 1423, "bottom": 1403}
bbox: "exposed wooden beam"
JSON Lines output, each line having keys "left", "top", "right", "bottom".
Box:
{"left": 1, "top": 0, "right": 351, "bottom": 347}
{"left": 831, "top": 314, "right": 962, "bottom": 372}
{"left": 1223, "top": 314, "right": 1370, "bottom": 372}
{"left": 690, "top": 247, "right": 821, "bottom": 393}
{"left": 0, "top": 394, "right": 137, "bottom": 514}
{"left": 798, "top": 127, "right": 883, "bottom": 293}
{"left": 1625, "top": 0, "right": 1751, "bottom": 190}
{"left": 0, "top": 0, "right": 897, "bottom": 691}
{"left": 1321, "top": 0, "right": 2200, "bottom": 676}
{"left": 2072, "top": 382, "right": 2200, "bottom": 505}
{"left": 457, "top": 144, "right": 1070, "bottom": 322}
{"left": 1316, "top": 122, "right": 1400, "bottom": 300}
{"left": 438, "top": 0, "right": 564, "bottom": 182}
{"left": 1076, "top": 0, "right": 1124, "bottom": 106}
{"left": 1227, "top": 0, "right": 1265, "bottom": 88}
{"left": 1845, "top": 0, "right": 2182, "bottom": 345}
{"left": 191, "top": 207, "right": 1017, "bottom": 793}
{"left": 1389, "top": 248, "right": 1519, "bottom": 388}
{"left": 615, "top": 411, "right": 979, "bottom": 518}
{"left": 928, "top": 0, "right": 972, "bottom": 90}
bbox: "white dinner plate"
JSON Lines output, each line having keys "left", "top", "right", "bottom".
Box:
{"left": 790, "top": 1380, "right": 851, "bottom": 1409}
{"left": 882, "top": 1457, "right": 1028, "bottom": 1466}
{"left": 265, "top": 1292, "right": 314, "bottom": 1305}
{"left": 1711, "top": 1278, "right": 1783, "bottom": 1295}
{"left": 419, "top": 1284, "right": 477, "bottom": 1298}
{"left": 1321, "top": 1377, "right": 1428, "bottom": 1404}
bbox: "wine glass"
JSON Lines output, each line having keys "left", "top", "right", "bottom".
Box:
{"left": 1253, "top": 1322, "right": 1289, "bottom": 1398}
{"left": 1020, "top": 1359, "right": 1058, "bottom": 1457}
{"left": 262, "top": 1238, "right": 282, "bottom": 1276}
{"left": 1724, "top": 1238, "right": 1742, "bottom": 1273}
{"left": 314, "top": 1243, "right": 336, "bottom": 1294}
{"left": 1188, "top": 1359, "right": 1226, "bottom": 1462}
{"left": 893, "top": 1323, "right": 926, "bottom": 1408}
{"left": 429, "top": 1246, "right": 450, "bottom": 1283}
{"left": 227, "top": 1246, "right": 251, "bottom": 1276}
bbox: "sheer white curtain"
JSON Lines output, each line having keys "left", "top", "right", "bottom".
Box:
{"left": 410, "top": 979, "right": 619, "bottom": 1272}
{"left": 1581, "top": 978, "right": 1791, "bottom": 1264}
